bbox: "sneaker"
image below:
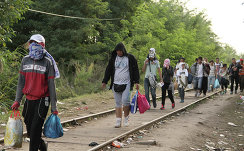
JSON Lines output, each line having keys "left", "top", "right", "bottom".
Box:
{"left": 115, "top": 118, "right": 121, "bottom": 128}
{"left": 172, "top": 103, "right": 175, "bottom": 109}
{"left": 195, "top": 92, "right": 198, "bottom": 97}
{"left": 39, "top": 139, "right": 48, "bottom": 151}
{"left": 160, "top": 105, "right": 165, "bottom": 110}
{"left": 196, "top": 92, "right": 200, "bottom": 97}
{"left": 230, "top": 91, "right": 233, "bottom": 94}
{"left": 124, "top": 116, "right": 129, "bottom": 127}
{"left": 203, "top": 94, "right": 206, "bottom": 97}
{"left": 180, "top": 100, "right": 184, "bottom": 103}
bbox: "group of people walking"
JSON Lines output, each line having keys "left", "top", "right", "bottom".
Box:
{"left": 10, "top": 37, "right": 244, "bottom": 150}
{"left": 102, "top": 42, "right": 244, "bottom": 128}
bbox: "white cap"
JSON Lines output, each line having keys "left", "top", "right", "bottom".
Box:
{"left": 149, "top": 48, "right": 155, "bottom": 54}
{"left": 29, "top": 34, "right": 45, "bottom": 44}
{"left": 149, "top": 48, "right": 156, "bottom": 58}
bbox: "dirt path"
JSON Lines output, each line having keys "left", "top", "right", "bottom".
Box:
{"left": 121, "top": 94, "right": 244, "bottom": 151}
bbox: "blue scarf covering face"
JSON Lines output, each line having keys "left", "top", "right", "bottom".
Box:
{"left": 28, "top": 42, "right": 60, "bottom": 78}
{"left": 29, "top": 42, "right": 45, "bottom": 60}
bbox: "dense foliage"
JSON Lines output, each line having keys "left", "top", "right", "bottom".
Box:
{"left": 0, "top": 0, "right": 31, "bottom": 111}
{"left": 1, "top": 0, "right": 241, "bottom": 110}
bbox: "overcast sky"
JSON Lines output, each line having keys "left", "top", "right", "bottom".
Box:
{"left": 181, "top": 0, "right": 244, "bottom": 54}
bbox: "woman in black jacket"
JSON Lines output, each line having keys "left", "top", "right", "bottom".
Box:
{"left": 102, "top": 42, "right": 139, "bottom": 128}
{"left": 161, "top": 59, "right": 175, "bottom": 110}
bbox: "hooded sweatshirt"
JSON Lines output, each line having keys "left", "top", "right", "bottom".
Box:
{"left": 102, "top": 43, "right": 140, "bottom": 90}
{"left": 15, "top": 55, "right": 57, "bottom": 112}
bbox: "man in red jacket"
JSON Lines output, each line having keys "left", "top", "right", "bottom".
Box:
{"left": 11, "top": 34, "right": 59, "bottom": 151}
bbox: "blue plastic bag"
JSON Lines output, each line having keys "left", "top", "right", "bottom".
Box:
{"left": 214, "top": 79, "right": 220, "bottom": 88}
{"left": 43, "top": 114, "right": 63, "bottom": 138}
{"left": 130, "top": 91, "right": 138, "bottom": 114}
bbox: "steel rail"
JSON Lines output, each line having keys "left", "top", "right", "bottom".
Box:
{"left": 88, "top": 90, "right": 221, "bottom": 151}
{"left": 0, "top": 88, "right": 193, "bottom": 145}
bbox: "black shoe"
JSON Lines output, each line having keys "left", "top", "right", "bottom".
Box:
{"left": 153, "top": 100, "right": 157, "bottom": 108}
{"left": 39, "top": 139, "right": 48, "bottom": 151}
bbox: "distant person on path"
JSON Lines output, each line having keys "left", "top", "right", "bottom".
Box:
{"left": 219, "top": 64, "right": 229, "bottom": 94}
{"left": 11, "top": 34, "right": 59, "bottom": 151}
{"left": 176, "top": 62, "right": 188, "bottom": 103}
{"left": 215, "top": 58, "right": 222, "bottom": 82}
{"left": 228, "top": 58, "right": 240, "bottom": 94}
{"left": 175, "top": 57, "right": 189, "bottom": 71}
{"left": 208, "top": 60, "right": 216, "bottom": 92}
{"left": 142, "top": 48, "right": 162, "bottom": 108}
{"left": 102, "top": 42, "right": 139, "bottom": 128}
{"left": 201, "top": 58, "right": 210, "bottom": 96}
{"left": 237, "top": 59, "right": 244, "bottom": 93}
{"left": 191, "top": 57, "right": 205, "bottom": 97}
{"left": 161, "top": 59, "right": 175, "bottom": 110}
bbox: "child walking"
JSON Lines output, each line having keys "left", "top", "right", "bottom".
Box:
{"left": 176, "top": 62, "right": 188, "bottom": 103}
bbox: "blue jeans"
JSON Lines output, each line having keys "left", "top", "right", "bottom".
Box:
{"left": 193, "top": 77, "right": 203, "bottom": 90}
{"left": 208, "top": 76, "right": 215, "bottom": 91}
{"left": 144, "top": 78, "right": 156, "bottom": 106}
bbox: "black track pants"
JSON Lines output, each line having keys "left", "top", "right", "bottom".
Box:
{"left": 22, "top": 97, "right": 50, "bottom": 151}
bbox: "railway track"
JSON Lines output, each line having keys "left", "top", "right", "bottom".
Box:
{"left": 0, "top": 89, "right": 222, "bottom": 151}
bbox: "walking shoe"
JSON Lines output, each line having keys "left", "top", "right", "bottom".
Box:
{"left": 172, "top": 103, "right": 175, "bottom": 109}
{"left": 180, "top": 100, "right": 184, "bottom": 103}
{"left": 160, "top": 105, "right": 165, "bottom": 110}
{"left": 39, "top": 139, "right": 48, "bottom": 151}
{"left": 115, "top": 118, "right": 121, "bottom": 128}
{"left": 124, "top": 116, "right": 129, "bottom": 127}
{"left": 153, "top": 100, "right": 157, "bottom": 108}
{"left": 195, "top": 92, "right": 198, "bottom": 97}
{"left": 230, "top": 91, "right": 233, "bottom": 94}
{"left": 196, "top": 92, "right": 200, "bottom": 97}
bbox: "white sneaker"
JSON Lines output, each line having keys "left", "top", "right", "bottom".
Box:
{"left": 124, "top": 116, "right": 129, "bottom": 127}
{"left": 197, "top": 92, "right": 200, "bottom": 97}
{"left": 115, "top": 118, "right": 121, "bottom": 128}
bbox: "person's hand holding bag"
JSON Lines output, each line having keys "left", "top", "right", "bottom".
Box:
{"left": 52, "top": 110, "right": 58, "bottom": 115}
{"left": 11, "top": 101, "right": 20, "bottom": 110}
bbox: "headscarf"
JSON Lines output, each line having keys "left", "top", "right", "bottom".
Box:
{"left": 29, "top": 42, "right": 45, "bottom": 60}
{"left": 149, "top": 48, "right": 156, "bottom": 58}
{"left": 28, "top": 42, "right": 60, "bottom": 79}
{"left": 163, "top": 58, "right": 170, "bottom": 68}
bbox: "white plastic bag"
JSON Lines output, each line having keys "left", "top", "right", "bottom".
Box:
{"left": 4, "top": 110, "right": 23, "bottom": 148}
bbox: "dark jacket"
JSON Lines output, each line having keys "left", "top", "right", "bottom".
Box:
{"left": 162, "top": 65, "right": 174, "bottom": 84}
{"left": 190, "top": 62, "right": 208, "bottom": 77}
{"left": 102, "top": 43, "right": 140, "bottom": 90}
{"left": 228, "top": 63, "right": 240, "bottom": 77}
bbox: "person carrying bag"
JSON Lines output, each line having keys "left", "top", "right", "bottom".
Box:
{"left": 142, "top": 48, "right": 162, "bottom": 108}
{"left": 161, "top": 59, "right": 175, "bottom": 110}
{"left": 102, "top": 42, "right": 139, "bottom": 128}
